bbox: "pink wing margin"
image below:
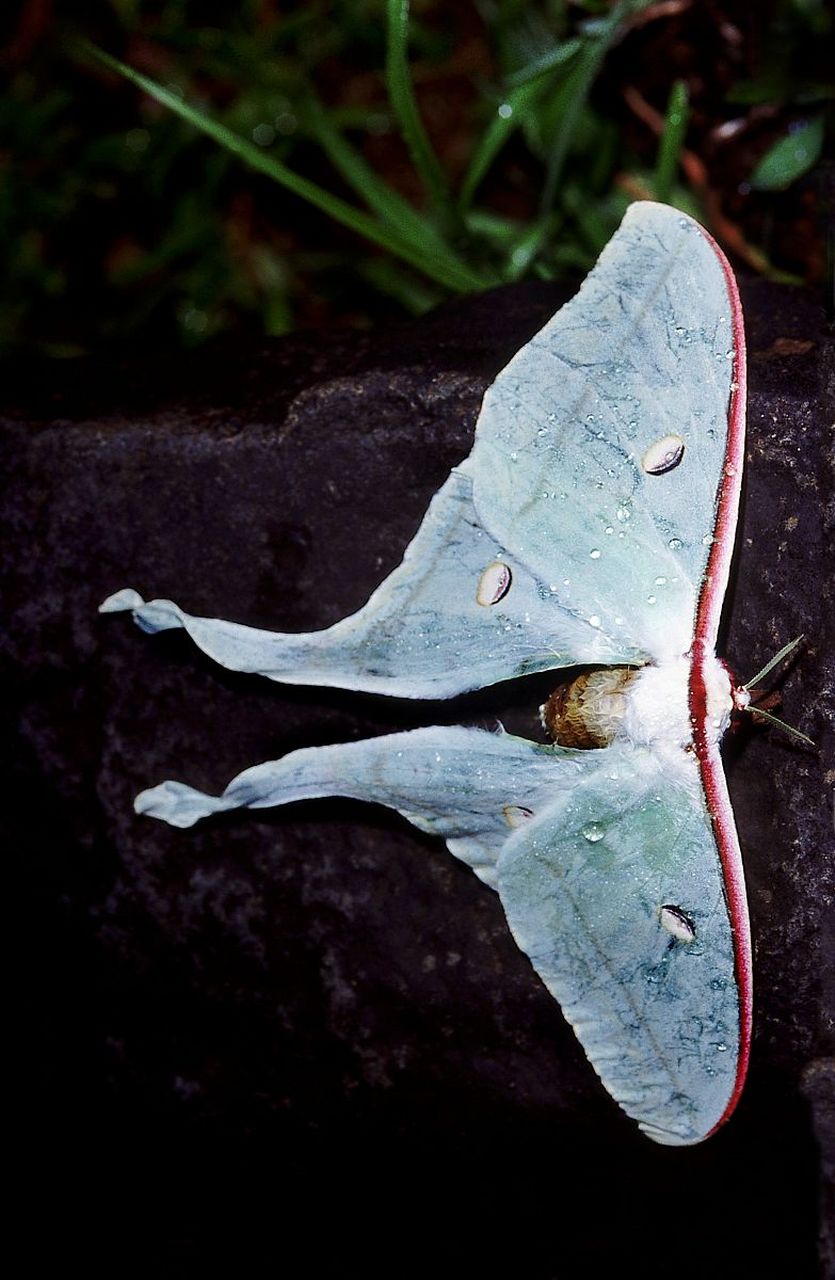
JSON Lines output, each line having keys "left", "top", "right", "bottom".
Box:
{"left": 689, "top": 226, "right": 752, "bottom": 1138}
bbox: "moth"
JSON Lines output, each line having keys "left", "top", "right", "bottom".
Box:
{"left": 102, "top": 201, "right": 761, "bottom": 1146}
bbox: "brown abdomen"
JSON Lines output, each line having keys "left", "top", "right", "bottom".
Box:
{"left": 541, "top": 667, "right": 639, "bottom": 748}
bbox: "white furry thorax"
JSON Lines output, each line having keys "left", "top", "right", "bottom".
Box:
{"left": 621, "top": 652, "right": 734, "bottom": 750}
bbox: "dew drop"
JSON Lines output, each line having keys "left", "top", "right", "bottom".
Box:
{"left": 654, "top": 576, "right": 667, "bottom": 585}
{"left": 589, "top": 548, "right": 601, "bottom": 559}
{"left": 604, "top": 525, "right": 614, "bottom": 535}
{"left": 715, "top": 1043, "right": 729, "bottom": 1053}
{"left": 616, "top": 504, "right": 631, "bottom": 522}
{"left": 588, "top": 615, "right": 601, "bottom": 628}
{"left": 647, "top": 595, "right": 657, "bottom": 604}
{"left": 702, "top": 534, "right": 714, "bottom": 546}
{"left": 476, "top": 561, "right": 512, "bottom": 607}
{"left": 669, "top": 537, "right": 683, "bottom": 550}
{"left": 252, "top": 122, "right": 276, "bottom": 146}
{"left": 497, "top": 102, "right": 513, "bottom": 120}
{"left": 125, "top": 127, "right": 150, "bottom": 153}
{"left": 581, "top": 821, "right": 605, "bottom": 843}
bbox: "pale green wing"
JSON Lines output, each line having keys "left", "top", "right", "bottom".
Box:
{"left": 469, "top": 201, "right": 743, "bottom": 662}
{"left": 496, "top": 740, "right": 741, "bottom": 1145}
{"left": 100, "top": 202, "right": 743, "bottom": 692}
{"left": 101, "top": 468, "right": 641, "bottom": 700}
{"left": 134, "top": 724, "right": 597, "bottom": 889}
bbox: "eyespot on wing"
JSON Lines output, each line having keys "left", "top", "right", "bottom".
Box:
{"left": 642, "top": 434, "right": 686, "bottom": 476}
{"left": 476, "top": 561, "right": 512, "bottom": 606}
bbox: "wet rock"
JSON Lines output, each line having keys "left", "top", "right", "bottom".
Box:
{"left": 4, "top": 278, "right": 833, "bottom": 1278}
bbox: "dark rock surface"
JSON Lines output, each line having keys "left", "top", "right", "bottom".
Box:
{"left": 5, "top": 279, "right": 833, "bottom": 1278}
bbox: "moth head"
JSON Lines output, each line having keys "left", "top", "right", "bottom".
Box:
{"left": 730, "top": 636, "right": 814, "bottom": 746}
{"left": 702, "top": 655, "right": 736, "bottom": 742}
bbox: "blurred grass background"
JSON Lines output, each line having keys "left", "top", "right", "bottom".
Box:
{"left": 1, "top": 0, "right": 831, "bottom": 362}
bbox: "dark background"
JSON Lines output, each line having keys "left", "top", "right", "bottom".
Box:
{"left": 9, "top": 278, "right": 833, "bottom": 1278}
{"left": 4, "top": 2, "right": 833, "bottom": 1276}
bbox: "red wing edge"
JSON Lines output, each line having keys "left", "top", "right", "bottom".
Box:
{"left": 689, "top": 226, "right": 752, "bottom": 1138}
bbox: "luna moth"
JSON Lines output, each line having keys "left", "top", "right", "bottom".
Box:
{"left": 101, "top": 200, "right": 759, "bottom": 1146}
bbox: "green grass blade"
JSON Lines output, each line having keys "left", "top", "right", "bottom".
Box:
{"left": 504, "top": 39, "right": 583, "bottom": 89}
{"left": 78, "top": 41, "right": 488, "bottom": 294}
{"left": 750, "top": 116, "right": 825, "bottom": 190}
{"left": 539, "top": 0, "right": 636, "bottom": 216}
{"left": 503, "top": 217, "right": 554, "bottom": 281}
{"left": 460, "top": 77, "right": 548, "bottom": 210}
{"left": 359, "top": 258, "right": 443, "bottom": 314}
{"left": 654, "top": 80, "right": 689, "bottom": 203}
{"left": 564, "top": 189, "right": 612, "bottom": 254}
{"left": 302, "top": 97, "right": 456, "bottom": 265}
{"left": 384, "top": 0, "right": 462, "bottom": 233}
{"left": 464, "top": 209, "right": 524, "bottom": 244}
